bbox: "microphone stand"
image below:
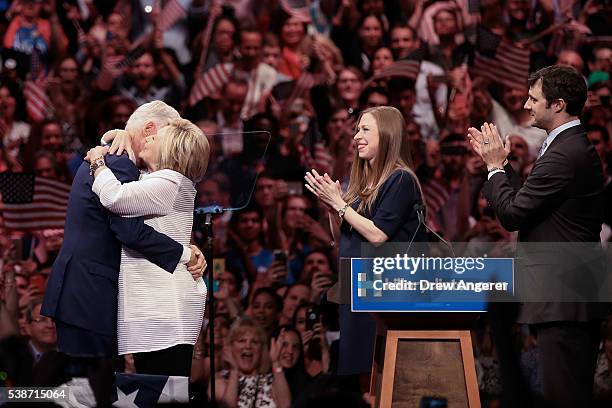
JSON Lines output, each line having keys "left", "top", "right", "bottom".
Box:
{"left": 407, "top": 204, "right": 456, "bottom": 258}
{"left": 195, "top": 205, "right": 224, "bottom": 406}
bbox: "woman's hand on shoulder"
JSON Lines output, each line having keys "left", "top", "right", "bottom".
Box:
{"left": 104, "top": 129, "right": 135, "bottom": 162}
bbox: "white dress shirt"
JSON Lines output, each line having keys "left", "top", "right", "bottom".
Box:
{"left": 538, "top": 119, "right": 581, "bottom": 157}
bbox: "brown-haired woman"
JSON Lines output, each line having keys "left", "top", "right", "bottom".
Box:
{"left": 304, "top": 106, "right": 426, "bottom": 385}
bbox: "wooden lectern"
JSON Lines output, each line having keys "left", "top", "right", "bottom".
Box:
{"left": 368, "top": 313, "right": 481, "bottom": 408}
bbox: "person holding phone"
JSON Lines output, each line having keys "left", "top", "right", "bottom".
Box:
{"left": 293, "top": 302, "right": 330, "bottom": 377}
{"left": 305, "top": 106, "right": 426, "bottom": 387}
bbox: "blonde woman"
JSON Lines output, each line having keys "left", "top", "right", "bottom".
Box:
{"left": 87, "top": 118, "right": 210, "bottom": 376}
{"left": 304, "top": 106, "right": 426, "bottom": 383}
{"left": 214, "top": 317, "right": 291, "bottom": 408}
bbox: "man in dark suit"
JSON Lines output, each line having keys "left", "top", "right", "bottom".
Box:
{"left": 41, "top": 101, "right": 205, "bottom": 405}
{"left": 468, "top": 66, "right": 606, "bottom": 408}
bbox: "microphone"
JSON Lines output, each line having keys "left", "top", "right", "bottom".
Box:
{"left": 194, "top": 205, "right": 224, "bottom": 215}
{"left": 409, "top": 203, "right": 456, "bottom": 258}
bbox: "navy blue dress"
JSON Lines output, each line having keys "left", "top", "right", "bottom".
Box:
{"left": 338, "top": 169, "right": 426, "bottom": 375}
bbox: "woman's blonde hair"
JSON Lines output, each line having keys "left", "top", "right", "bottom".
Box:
{"left": 158, "top": 118, "right": 210, "bottom": 182}
{"left": 227, "top": 316, "right": 271, "bottom": 374}
{"left": 343, "top": 106, "right": 423, "bottom": 214}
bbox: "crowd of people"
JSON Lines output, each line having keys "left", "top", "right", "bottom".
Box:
{"left": 0, "top": 0, "right": 611, "bottom": 406}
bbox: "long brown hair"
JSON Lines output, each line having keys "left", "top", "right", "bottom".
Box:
{"left": 343, "top": 106, "right": 423, "bottom": 214}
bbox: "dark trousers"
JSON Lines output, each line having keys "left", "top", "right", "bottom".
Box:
{"left": 54, "top": 320, "right": 117, "bottom": 407}
{"left": 133, "top": 344, "right": 194, "bottom": 377}
{"left": 535, "top": 322, "right": 600, "bottom": 408}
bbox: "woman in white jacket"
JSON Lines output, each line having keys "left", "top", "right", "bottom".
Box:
{"left": 88, "top": 118, "right": 209, "bottom": 376}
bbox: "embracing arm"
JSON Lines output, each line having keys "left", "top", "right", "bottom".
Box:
{"left": 98, "top": 155, "right": 193, "bottom": 272}
{"left": 92, "top": 167, "right": 180, "bottom": 218}
{"left": 108, "top": 215, "right": 189, "bottom": 272}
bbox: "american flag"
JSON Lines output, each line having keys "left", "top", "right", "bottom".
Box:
{"left": 116, "top": 46, "right": 147, "bottom": 69}
{"left": 189, "top": 62, "right": 235, "bottom": 106}
{"left": 0, "top": 173, "right": 70, "bottom": 231}
{"left": 471, "top": 26, "right": 531, "bottom": 90}
{"left": 423, "top": 177, "right": 449, "bottom": 230}
{"left": 23, "top": 81, "right": 52, "bottom": 122}
{"left": 50, "top": 373, "right": 189, "bottom": 407}
{"left": 158, "top": 0, "right": 187, "bottom": 32}
{"left": 23, "top": 50, "right": 52, "bottom": 122}
{"left": 364, "top": 59, "right": 421, "bottom": 88}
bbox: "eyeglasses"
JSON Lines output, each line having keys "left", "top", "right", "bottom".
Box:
{"left": 31, "top": 316, "right": 53, "bottom": 325}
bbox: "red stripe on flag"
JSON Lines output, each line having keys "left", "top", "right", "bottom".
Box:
{"left": 159, "top": 0, "right": 187, "bottom": 31}
{"left": 472, "top": 41, "right": 530, "bottom": 89}
{"left": 189, "top": 63, "right": 235, "bottom": 106}
{"left": 23, "top": 81, "right": 51, "bottom": 122}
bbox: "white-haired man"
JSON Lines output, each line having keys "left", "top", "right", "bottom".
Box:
{"left": 42, "top": 101, "right": 205, "bottom": 406}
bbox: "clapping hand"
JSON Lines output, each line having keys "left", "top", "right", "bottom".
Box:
{"left": 304, "top": 169, "right": 344, "bottom": 211}
{"left": 467, "top": 123, "right": 509, "bottom": 171}
{"left": 223, "top": 344, "right": 238, "bottom": 370}
{"left": 270, "top": 328, "right": 287, "bottom": 366}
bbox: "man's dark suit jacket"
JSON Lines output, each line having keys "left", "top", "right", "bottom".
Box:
{"left": 41, "top": 155, "right": 184, "bottom": 346}
{"left": 483, "top": 123, "right": 607, "bottom": 324}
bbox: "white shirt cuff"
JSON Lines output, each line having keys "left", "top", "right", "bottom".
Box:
{"left": 487, "top": 169, "right": 505, "bottom": 180}
{"left": 92, "top": 167, "right": 113, "bottom": 195}
{"left": 181, "top": 246, "right": 192, "bottom": 264}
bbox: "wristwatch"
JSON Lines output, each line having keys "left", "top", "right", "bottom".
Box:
{"left": 90, "top": 156, "right": 106, "bottom": 176}
{"left": 338, "top": 203, "right": 349, "bottom": 219}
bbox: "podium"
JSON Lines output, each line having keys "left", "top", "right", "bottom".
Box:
{"left": 342, "top": 252, "right": 512, "bottom": 407}
{"left": 368, "top": 313, "right": 481, "bottom": 408}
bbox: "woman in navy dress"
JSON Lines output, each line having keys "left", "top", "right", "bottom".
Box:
{"left": 304, "top": 106, "right": 426, "bottom": 385}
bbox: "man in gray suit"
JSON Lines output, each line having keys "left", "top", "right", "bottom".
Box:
{"left": 468, "top": 65, "right": 606, "bottom": 408}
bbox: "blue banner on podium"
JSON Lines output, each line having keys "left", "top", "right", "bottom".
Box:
{"left": 351, "top": 256, "right": 514, "bottom": 312}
